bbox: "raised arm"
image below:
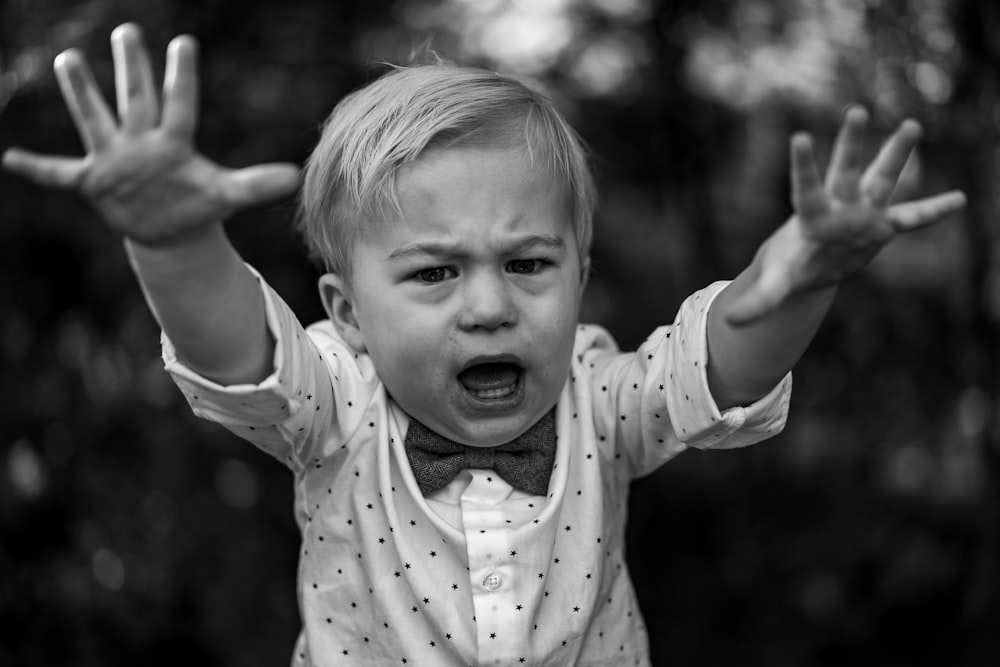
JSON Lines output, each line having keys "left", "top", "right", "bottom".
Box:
{"left": 706, "top": 107, "right": 966, "bottom": 409}
{"left": 2, "top": 24, "right": 300, "bottom": 385}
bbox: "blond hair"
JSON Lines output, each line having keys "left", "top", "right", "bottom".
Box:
{"left": 297, "top": 64, "right": 595, "bottom": 277}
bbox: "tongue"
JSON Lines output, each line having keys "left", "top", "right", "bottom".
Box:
{"left": 459, "top": 363, "right": 520, "bottom": 391}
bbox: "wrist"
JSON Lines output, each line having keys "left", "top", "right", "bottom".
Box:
{"left": 124, "top": 223, "right": 237, "bottom": 283}
{"left": 123, "top": 220, "right": 223, "bottom": 255}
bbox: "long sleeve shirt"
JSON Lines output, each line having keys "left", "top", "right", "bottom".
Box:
{"left": 163, "top": 274, "right": 791, "bottom": 666}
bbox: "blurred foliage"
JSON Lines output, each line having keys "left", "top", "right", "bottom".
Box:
{"left": 2, "top": 0, "right": 999, "bottom": 665}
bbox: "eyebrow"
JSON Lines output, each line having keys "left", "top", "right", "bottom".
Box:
{"left": 386, "top": 234, "right": 566, "bottom": 261}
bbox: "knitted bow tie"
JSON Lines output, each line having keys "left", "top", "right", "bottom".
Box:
{"left": 404, "top": 410, "right": 557, "bottom": 496}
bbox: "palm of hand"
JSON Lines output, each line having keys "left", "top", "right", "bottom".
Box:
{"left": 1, "top": 24, "right": 299, "bottom": 247}
{"left": 777, "top": 189, "right": 895, "bottom": 291}
{"left": 728, "top": 108, "right": 966, "bottom": 325}
{"left": 78, "top": 137, "right": 224, "bottom": 243}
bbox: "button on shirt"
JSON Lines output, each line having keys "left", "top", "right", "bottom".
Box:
{"left": 163, "top": 271, "right": 791, "bottom": 667}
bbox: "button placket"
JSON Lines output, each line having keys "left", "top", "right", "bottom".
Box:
{"left": 462, "top": 470, "right": 521, "bottom": 662}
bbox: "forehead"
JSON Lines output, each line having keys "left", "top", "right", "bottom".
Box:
{"left": 399, "top": 143, "right": 545, "bottom": 193}
{"left": 386, "top": 145, "right": 572, "bottom": 240}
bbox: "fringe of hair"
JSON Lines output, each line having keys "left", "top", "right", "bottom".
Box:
{"left": 296, "top": 63, "right": 595, "bottom": 278}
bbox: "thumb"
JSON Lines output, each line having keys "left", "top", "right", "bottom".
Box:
{"left": 2, "top": 148, "right": 87, "bottom": 189}
{"left": 887, "top": 190, "right": 967, "bottom": 231}
{"left": 223, "top": 163, "right": 301, "bottom": 207}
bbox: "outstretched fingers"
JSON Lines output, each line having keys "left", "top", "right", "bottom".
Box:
{"left": 790, "top": 133, "right": 828, "bottom": 221}
{"left": 162, "top": 35, "right": 199, "bottom": 139}
{"left": 860, "top": 119, "right": 922, "bottom": 208}
{"left": 888, "top": 190, "right": 967, "bottom": 230}
{"left": 111, "top": 23, "right": 159, "bottom": 134}
{"left": 53, "top": 50, "right": 118, "bottom": 152}
{"left": 825, "top": 106, "right": 868, "bottom": 201}
{"left": 1, "top": 148, "right": 87, "bottom": 188}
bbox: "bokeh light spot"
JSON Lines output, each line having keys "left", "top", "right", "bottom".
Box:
{"left": 9, "top": 438, "right": 48, "bottom": 500}
{"left": 92, "top": 548, "right": 125, "bottom": 591}
{"left": 216, "top": 459, "right": 259, "bottom": 509}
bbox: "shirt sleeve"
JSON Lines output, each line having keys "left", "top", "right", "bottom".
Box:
{"left": 580, "top": 280, "right": 792, "bottom": 478}
{"left": 161, "top": 265, "right": 380, "bottom": 473}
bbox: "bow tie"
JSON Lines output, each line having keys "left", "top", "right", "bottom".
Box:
{"left": 404, "top": 410, "right": 557, "bottom": 496}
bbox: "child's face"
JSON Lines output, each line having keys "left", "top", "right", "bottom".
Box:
{"left": 326, "top": 145, "right": 586, "bottom": 447}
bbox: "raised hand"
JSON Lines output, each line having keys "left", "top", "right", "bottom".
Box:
{"left": 1, "top": 23, "right": 300, "bottom": 247}
{"left": 725, "top": 106, "right": 966, "bottom": 325}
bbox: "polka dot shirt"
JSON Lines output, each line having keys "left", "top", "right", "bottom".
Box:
{"left": 163, "top": 273, "right": 791, "bottom": 667}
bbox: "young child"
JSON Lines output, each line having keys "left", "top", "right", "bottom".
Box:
{"left": 3, "top": 23, "right": 965, "bottom": 667}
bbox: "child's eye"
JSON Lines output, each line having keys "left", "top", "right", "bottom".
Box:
{"left": 414, "top": 267, "right": 456, "bottom": 283}
{"left": 507, "top": 259, "right": 544, "bottom": 274}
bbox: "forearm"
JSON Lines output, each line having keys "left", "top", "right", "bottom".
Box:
{"left": 703, "top": 108, "right": 966, "bottom": 410}
{"left": 126, "top": 225, "right": 274, "bottom": 385}
{"left": 706, "top": 253, "right": 836, "bottom": 409}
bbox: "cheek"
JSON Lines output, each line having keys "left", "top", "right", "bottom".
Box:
{"left": 363, "top": 311, "right": 444, "bottom": 382}
{"left": 533, "top": 294, "right": 580, "bottom": 369}
{"left": 353, "top": 285, "right": 411, "bottom": 346}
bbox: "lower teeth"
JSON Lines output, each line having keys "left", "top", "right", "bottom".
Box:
{"left": 473, "top": 384, "right": 516, "bottom": 399}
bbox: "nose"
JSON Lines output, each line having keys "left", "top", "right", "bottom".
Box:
{"left": 457, "top": 269, "right": 518, "bottom": 331}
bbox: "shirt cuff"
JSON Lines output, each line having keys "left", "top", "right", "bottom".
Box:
{"left": 161, "top": 264, "right": 304, "bottom": 427}
{"left": 662, "top": 281, "right": 792, "bottom": 450}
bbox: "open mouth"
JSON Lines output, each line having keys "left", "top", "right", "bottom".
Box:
{"left": 458, "top": 362, "right": 523, "bottom": 400}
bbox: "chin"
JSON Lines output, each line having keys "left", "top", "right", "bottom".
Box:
{"left": 456, "top": 412, "right": 543, "bottom": 447}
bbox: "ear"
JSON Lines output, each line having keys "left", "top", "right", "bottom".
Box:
{"left": 318, "top": 273, "right": 367, "bottom": 354}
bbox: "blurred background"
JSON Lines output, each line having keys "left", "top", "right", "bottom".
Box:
{"left": 1, "top": 0, "right": 998, "bottom": 664}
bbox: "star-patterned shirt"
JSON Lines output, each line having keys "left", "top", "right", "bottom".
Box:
{"left": 163, "top": 272, "right": 791, "bottom": 667}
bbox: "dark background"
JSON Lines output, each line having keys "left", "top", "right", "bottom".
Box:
{"left": 2, "top": 0, "right": 999, "bottom": 665}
